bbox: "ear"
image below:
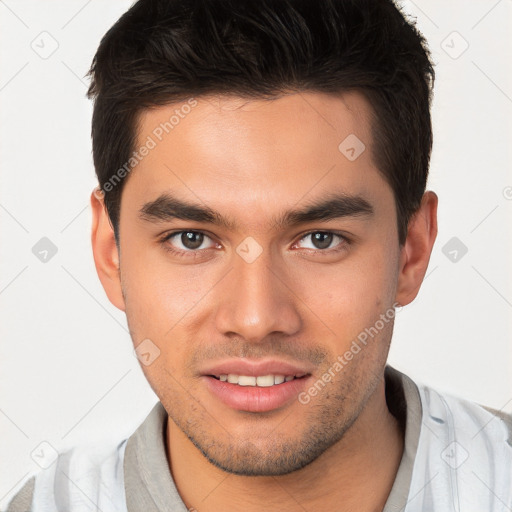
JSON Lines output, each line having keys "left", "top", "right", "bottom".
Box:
{"left": 90, "top": 188, "right": 126, "bottom": 311}
{"left": 395, "top": 191, "right": 438, "bottom": 306}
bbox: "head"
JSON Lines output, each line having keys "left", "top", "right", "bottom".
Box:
{"left": 89, "top": 0, "right": 437, "bottom": 476}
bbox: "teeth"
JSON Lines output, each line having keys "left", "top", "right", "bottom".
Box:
{"left": 238, "top": 375, "right": 256, "bottom": 386}
{"left": 256, "top": 375, "right": 274, "bottom": 387}
{"left": 218, "top": 374, "right": 297, "bottom": 387}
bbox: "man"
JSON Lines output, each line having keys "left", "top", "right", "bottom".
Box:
{"left": 6, "top": 0, "right": 511, "bottom": 510}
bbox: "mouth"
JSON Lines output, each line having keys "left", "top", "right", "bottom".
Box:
{"left": 200, "top": 361, "right": 313, "bottom": 413}
{"left": 208, "top": 373, "right": 308, "bottom": 387}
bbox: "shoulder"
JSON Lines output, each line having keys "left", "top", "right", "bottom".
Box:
{"left": 479, "top": 403, "right": 512, "bottom": 444}
{"left": 4, "top": 439, "right": 128, "bottom": 512}
{"left": 417, "top": 382, "right": 512, "bottom": 446}
{"left": 409, "top": 381, "right": 512, "bottom": 509}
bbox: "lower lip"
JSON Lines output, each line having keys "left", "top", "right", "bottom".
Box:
{"left": 203, "top": 376, "right": 310, "bottom": 413}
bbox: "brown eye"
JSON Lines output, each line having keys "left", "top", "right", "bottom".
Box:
{"left": 162, "top": 230, "right": 216, "bottom": 254}
{"left": 310, "top": 232, "right": 333, "bottom": 250}
{"left": 180, "top": 231, "right": 204, "bottom": 250}
{"left": 296, "top": 231, "right": 345, "bottom": 251}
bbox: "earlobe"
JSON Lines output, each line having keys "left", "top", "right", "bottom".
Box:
{"left": 395, "top": 191, "right": 438, "bottom": 306}
{"left": 90, "top": 188, "right": 126, "bottom": 311}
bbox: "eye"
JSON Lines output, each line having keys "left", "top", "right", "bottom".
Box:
{"left": 295, "top": 231, "right": 348, "bottom": 251}
{"left": 161, "top": 231, "right": 217, "bottom": 253}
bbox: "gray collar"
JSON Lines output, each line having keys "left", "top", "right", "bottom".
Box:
{"left": 382, "top": 365, "right": 422, "bottom": 511}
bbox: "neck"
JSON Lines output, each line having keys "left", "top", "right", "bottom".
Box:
{"left": 167, "top": 376, "right": 404, "bottom": 512}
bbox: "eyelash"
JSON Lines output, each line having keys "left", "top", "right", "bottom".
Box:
{"left": 158, "top": 230, "right": 351, "bottom": 258}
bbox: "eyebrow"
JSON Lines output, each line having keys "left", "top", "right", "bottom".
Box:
{"left": 139, "top": 192, "right": 374, "bottom": 230}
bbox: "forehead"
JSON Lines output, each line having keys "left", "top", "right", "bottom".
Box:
{"left": 122, "top": 91, "right": 393, "bottom": 231}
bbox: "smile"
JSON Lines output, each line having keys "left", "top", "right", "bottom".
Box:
{"left": 210, "top": 374, "right": 307, "bottom": 387}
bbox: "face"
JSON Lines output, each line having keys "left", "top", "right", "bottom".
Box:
{"left": 102, "top": 91, "right": 408, "bottom": 475}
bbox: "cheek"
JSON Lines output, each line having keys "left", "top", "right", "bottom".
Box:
{"left": 295, "top": 240, "right": 399, "bottom": 341}
{"left": 120, "top": 244, "right": 222, "bottom": 351}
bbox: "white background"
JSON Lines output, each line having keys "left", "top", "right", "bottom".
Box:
{"left": 1, "top": 0, "right": 511, "bottom": 508}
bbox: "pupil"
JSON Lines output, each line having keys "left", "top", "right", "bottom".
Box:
{"left": 312, "top": 232, "right": 332, "bottom": 250}
{"left": 182, "top": 232, "right": 203, "bottom": 250}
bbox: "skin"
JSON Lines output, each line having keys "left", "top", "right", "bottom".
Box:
{"left": 91, "top": 91, "right": 438, "bottom": 511}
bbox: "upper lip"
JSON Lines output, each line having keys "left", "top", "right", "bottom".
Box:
{"left": 199, "top": 358, "right": 313, "bottom": 378}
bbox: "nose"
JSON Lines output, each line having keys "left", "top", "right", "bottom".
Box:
{"left": 214, "top": 248, "right": 302, "bottom": 343}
